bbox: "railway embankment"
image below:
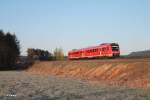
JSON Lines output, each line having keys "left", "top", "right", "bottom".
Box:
{"left": 27, "top": 58, "right": 150, "bottom": 88}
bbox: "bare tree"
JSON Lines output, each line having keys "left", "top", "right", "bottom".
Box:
{"left": 53, "top": 48, "right": 64, "bottom": 60}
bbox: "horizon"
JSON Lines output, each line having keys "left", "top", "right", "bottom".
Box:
{"left": 0, "top": 0, "right": 150, "bottom": 56}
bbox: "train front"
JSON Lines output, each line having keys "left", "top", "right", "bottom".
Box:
{"left": 111, "top": 43, "right": 120, "bottom": 57}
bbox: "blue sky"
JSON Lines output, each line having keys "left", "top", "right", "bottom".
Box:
{"left": 0, "top": 0, "right": 150, "bottom": 55}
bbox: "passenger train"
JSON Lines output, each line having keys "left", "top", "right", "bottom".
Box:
{"left": 68, "top": 43, "right": 120, "bottom": 59}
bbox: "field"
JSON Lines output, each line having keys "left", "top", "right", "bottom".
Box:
{"left": 0, "top": 58, "right": 150, "bottom": 99}
{"left": 0, "top": 71, "right": 150, "bottom": 100}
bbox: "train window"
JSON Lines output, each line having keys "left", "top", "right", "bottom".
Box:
{"left": 86, "top": 50, "right": 90, "bottom": 53}
{"left": 103, "top": 48, "right": 107, "bottom": 51}
{"left": 94, "top": 49, "right": 97, "bottom": 52}
{"left": 73, "top": 52, "right": 78, "bottom": 54}
{"left": 102, "top": 48, "right": 105, "bottom": 51}
{"left": 107, "top": 47, "right": 109, "bottom": 50}
{"left": 112, "top": 46, "right": 119, "bottom": 51}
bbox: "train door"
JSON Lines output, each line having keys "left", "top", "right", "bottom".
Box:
{"left": 101, "top": 47, "right": 108, "bottom": 57}
{"left": 81, "top": 51, "right": 84, "bottom": 58}
{"left": 101, "top": 47, "right": 105, "bottom": 56}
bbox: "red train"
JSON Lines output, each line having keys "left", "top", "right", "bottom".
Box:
{"left": 68, "top": 43, "right": 120, "bottom": 59}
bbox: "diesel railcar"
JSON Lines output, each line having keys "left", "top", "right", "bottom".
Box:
{"left": 68, "top": 43, "right": 120, "bottom": 59}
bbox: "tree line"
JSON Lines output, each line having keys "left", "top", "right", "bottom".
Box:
{"left": 27, "top": 48, "right": 65, "bottom": 61}
{"left": 0, "top": 30, "right": 20, "bottom": 67}
{"left": 27, "top": 48, "right": 52, "bottom": 61}
{"left": 0, "top": 30, "right": 65, "bottom": 68}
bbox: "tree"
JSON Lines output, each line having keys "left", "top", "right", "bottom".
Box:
{"left": 27, "top": 48, "right": 52, "bottom": 61}
{"left": 53, "top": 48, "right": 64, "bottom": 60}
{"left": 0, "top": 30, "right": 20, "bottom": 67}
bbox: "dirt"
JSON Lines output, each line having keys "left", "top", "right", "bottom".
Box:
{"left": 0, "top": 71, "right": 150, "bottom": 100}
{"left": 27, "top": 58, "right": 150, "bottom": 88}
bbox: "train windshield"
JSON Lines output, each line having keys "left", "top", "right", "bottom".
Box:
{"left": 111, "top": 44, "right": 119, "bottom": 51}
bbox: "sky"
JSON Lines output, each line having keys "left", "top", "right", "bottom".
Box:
{"left": 0, "top": 0, "right": 150, "bottom": 55}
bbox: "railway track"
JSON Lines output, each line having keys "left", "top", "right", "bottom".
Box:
{"left": 66, "top": 57, "right": 150, "bottom": 63}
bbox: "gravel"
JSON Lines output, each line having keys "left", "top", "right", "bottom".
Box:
{"left": 0, "top": 71, "right": 150, "bottom": 100}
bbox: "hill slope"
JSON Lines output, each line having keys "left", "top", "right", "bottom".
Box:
{"left": 27, "top": 59, "right": 150, "bottom": 88}
{"left": 128, "top": 50, "right": 150, "bottom": 57}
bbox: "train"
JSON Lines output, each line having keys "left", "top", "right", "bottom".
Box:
{"left": 68, "top": 43, "right": 120, "bottom": 59}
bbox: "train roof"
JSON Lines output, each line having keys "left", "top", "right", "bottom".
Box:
{"left": 68, "top": 43, "right": 119, "bottom": 53}
{"left": 100, "top": 43, "right": 118, "bottom": 45}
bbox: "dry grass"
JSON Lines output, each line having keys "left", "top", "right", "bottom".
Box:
{"left": 27, "top": 58, "right": 150, "bottom": 88}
